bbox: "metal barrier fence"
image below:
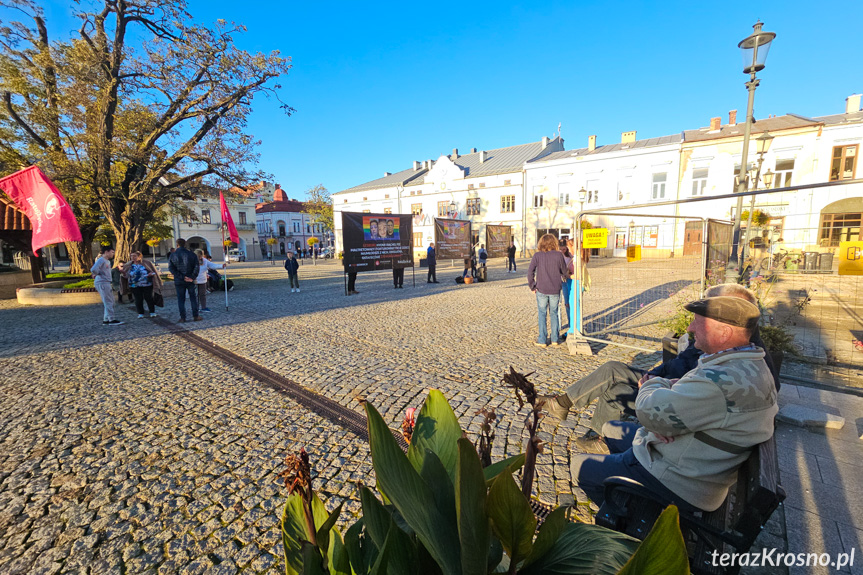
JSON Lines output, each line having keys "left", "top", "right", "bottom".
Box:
{"left": 575, "top": 179, "right": 863, "bottom": 390}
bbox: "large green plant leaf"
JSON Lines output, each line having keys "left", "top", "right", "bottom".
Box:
{"left": 302, "top": 544, "right": 327, "bottom": 575}
{"left": 316, "top": 502, "right": 343, "bottom": 562}
{"left": 281, "top": 492, "right": 350, "bottom": 575}
{"left": 487, "top": 536, "right": 503, "bottom": 572}
{"left": 344, "top": 519, "right": 377, "bottom": 575}
{"left": 456, "top": 438, "right": 490, "bottom": 575}
{"left": 483, "top": 453, "right": 526, "bottom": 485}
{"left": 616, "top": 506, "right": 689, "bottom": 575}
{"left": 486, "top": 467, "right": 535, "bottom": 565}
{"left": 365, "top": 401, "right": 462, "bottom": 575}
{"left": 420, "top": 450, "right": 456, "bottom": 524}
{"left": 407, "top": 389, "right": 463, "bottom": 480}
{"left": 521, "top": 506, "right": 568, "bottom": 568}
{"left": 359, "top": 486, "right": 418, "bottom": 574}
{"left": 518, "top": 522, "right": 640, "bottom": 575}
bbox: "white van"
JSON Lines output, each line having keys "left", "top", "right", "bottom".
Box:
{"left": 227, "top": 249, "right": 246, "bottom": 262}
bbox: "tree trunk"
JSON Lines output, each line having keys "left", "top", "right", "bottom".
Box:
{"left": 113, "top": 218, "right": 146, "bottom": 265}
{"left": 65, "top": 223, "right": 99, "bottom": 274}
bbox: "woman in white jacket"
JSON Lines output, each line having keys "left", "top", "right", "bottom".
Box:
{"left": 195, "top": 249, "right": 223, "bottom": 312}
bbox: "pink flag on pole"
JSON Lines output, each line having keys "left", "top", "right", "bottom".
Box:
{"left": 0, "top": 166, "right": 82, "bottom": 254}
{"left": 219, "top": 191, "right": 239, "bottom": 243}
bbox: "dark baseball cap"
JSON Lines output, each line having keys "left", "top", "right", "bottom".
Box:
{"left": 684, "top": 296, "right": 760, "bottom": 329}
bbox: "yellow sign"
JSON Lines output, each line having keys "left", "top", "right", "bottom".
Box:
{"left": 582, "top": 228, "right": 609, "bottom": 248}
{"left": 627, "top": 245, "right": 642, "bottom": 262}
{"left": 838, "top": 241, "right": 863, "bottom": 275}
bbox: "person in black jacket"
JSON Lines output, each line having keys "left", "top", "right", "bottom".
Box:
{"left": 284, "top": 251, "right": 300, "bottom": 292}
{"left": 168, "top": 238, "right": 201, "bottom": 323}
{"left": 540, "top": 283, "right": 779, "bottom": 454}
{"left": 507, "top": 240, "right": 517, "bottom": 272}
{"left": 426, "top": 242, "right": 438, "bottom": 283}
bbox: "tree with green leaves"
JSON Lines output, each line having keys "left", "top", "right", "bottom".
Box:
{"left": 0, "top": 0, "right": 292, "bottom": 271}
{"left": 303, "top": 184, "right": 332, "bottom": 234}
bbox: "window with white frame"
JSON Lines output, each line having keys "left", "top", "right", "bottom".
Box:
{"left": 201, "top": 209, "right": 211, "bottom": 223}
{"left": 438, "top": 201, "right": 449, "bottom": 217}
{"left": 238, "top": 211, "right": 247, "bottom": 224}
{"left": 772, "top": 159, "right": 794, "bottom": 188}
{"left": 293, "top": 222, "right": 300, "bottom": 233}
{"left": 691, "top": 168, "right": 708, "bottom": 196}
{"left": 533, "top": 186, "right": 544, "bottom": 208}
{"left": 586, "top": 179, "right": 600, "bottom": 204}
{"left": 651, "top": 173, "right": 667, "bottom": 200}
{"left": 558, "top": 182, "right": 573, "bottom": 206}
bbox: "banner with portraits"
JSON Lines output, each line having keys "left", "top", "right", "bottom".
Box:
{"left": 434, "top": 218, "right": 472, "bottom": 260}
{"left": 341, "top": 212, "right": 414, "bottom": 272}
{"left": 485, "top": 225, "right": 512, "bottom": 258}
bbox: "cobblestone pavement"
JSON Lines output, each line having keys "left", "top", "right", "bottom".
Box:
{"left": 0, "top": 259, "right": 783, "bottom": 574}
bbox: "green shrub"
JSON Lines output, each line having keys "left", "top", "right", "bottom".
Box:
{"left": 279, "top": 390, "right": 689, "bottom": 575}
{"left": 46, "top": 272, "right": 90, "bottom": 279}
{"left": 63, "top": 278, "right": 95, "bottom": 289}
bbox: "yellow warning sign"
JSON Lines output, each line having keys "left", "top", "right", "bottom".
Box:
{"left": 838, "top": 241, "right": 863, "bottom": 275}
{"left": 627, "top": 245, "right": 642, "bottom": 262}
{"left": 582, "top": 228, "right": 609, "bottom": 249}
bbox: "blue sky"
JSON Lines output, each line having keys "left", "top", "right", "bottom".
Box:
{"left": 17, "top": 1, "right": 863, "bottom": 199}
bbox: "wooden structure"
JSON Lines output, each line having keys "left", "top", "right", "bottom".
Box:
{"left": 0, "top": 192, "right": 44, "bottom": 283}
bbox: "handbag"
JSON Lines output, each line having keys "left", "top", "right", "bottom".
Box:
{"left": 153, "top": 291, "right": 164, "bottom": 308}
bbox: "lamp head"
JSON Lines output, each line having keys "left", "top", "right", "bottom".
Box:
{"left": 738, "top": 20, "right": 776, "bottom": 74}
{"left": 578, "top": 188, "right": 588, "bottom": 202}
{"left": 763, "top": 168, "right": 774, "bottom": 188}
{"left": 756, "top": 130, "right": 774, "bottom": 155}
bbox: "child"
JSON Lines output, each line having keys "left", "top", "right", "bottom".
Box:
{"left": 284, "top": 251, "right": 300, "bottom": 292}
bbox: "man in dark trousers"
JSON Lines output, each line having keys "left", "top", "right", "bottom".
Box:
{"left": 284, "top": 251, "right": 300, "bottom": 292}
{"left": 507, "top": 240, "right": 517, "bottom": 272}
{"left": 392, "top": 263, "right": 404, "bottom": 289}
{"left": 427, "top": 242, "right": 438, "bottom": 283}
{"left": 168, "top": 238, "right": 201, "bottom": 323}
{"left": 345, "top": 262, "right": 359, "bottom": 295}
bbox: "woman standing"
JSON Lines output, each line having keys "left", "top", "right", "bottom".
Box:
{"left": 527, "top": 234, "right": 570, "bottom": 347}
{"left": 125, "top": 251, "right": 158, "bottom": 318}
{"left": 195, "top": 249, "right": 223, "bottom": 312}
{"left": 560, "top": 240, "right": 575, "bottom": 328}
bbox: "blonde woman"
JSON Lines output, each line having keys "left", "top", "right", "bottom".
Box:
{"left": 527, "top": 234, "right": 570, "bottom": 347}
{"left": 195, "top": 249, "right": 224, "bottom": 312}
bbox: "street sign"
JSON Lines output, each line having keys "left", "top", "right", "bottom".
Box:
{"left": 838, "top": 241, "right": 863, "bottom": 275}
{"left": 582, "top": 228, "right": 609, "bottom": 249}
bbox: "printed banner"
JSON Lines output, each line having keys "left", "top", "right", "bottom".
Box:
{"left": 485, "top": 225, "right": 511, "bottom": 258}
{"left": 434, "top": 218, "right": 471, "bottom": 259}
{"left": 0, "top": 166, "right": 82, "bottom": 254}
{"left": 342, "top": 212, "right": 413, "bottom": 272}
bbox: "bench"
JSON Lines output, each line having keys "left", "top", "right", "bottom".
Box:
{"left": 595, "top": 435, "right": 785, "bottom": 575}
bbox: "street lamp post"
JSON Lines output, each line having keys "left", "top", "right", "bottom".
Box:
{"left": 742, "top": 130, "right": 775, "bottom": 261}
{"left": 730, "top": 21, "right": 776, "bottom": 279}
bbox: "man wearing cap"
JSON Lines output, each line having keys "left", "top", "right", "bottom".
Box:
{"left": 540, "top": 283, "right": 779, "bottom": 454}
{"left": 570, "top": 295, "right": 778, "bottom": 512}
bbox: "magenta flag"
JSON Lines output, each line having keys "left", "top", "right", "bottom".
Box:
{"left": 219, "top": 191, "right": 239, "bottom": 243}
{"left": 0, "top": 166, "right": 82, "bottom": 254}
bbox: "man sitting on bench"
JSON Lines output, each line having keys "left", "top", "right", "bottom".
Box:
{"left": 540, "top": 283, "right": 779, "bottom": 454}
{"left": 569, "top": 296, "right": 778, "bottom": 513}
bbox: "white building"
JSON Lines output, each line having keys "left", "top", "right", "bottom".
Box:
{"left": 255, "top": 186, "right": 329, "bottom": 257}
{"left": 333, "top": 137, "right": 564, "bottom": 259}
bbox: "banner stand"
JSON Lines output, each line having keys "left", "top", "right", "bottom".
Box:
{"left": 344, "top": 270, "right": 348, "bottom": 296}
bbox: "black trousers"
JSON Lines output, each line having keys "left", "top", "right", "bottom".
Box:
{"left": 347, "top": 272, "right": 357, "bottom": 292}
{"left": 427, "top": 264, "right": 436, "bottom": 282}
{"left": 393, "top": 267, "right": 404, "bottom": 287}
{"left": 563, "top": 360, "right": 642, "bottom": 434}
{"left": 132, "top": 285, "right": 155, "bottom": 314}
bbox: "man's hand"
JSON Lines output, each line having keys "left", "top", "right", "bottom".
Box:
{"left": 638, "top": 373, "right": 654, "bottom": 388}
{"left": 653, "top": 433, "right": 675, "bottom": 444}
{"left": 184, "top": 276, "right": 194, "bottom": 282}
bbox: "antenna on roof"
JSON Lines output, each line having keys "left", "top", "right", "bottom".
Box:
{"left": 557, "top": 122, "right": 562, "bottom": 139}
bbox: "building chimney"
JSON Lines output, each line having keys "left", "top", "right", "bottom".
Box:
{"left": 470, "top": 148, "right": 477, "bottom": 153}
{"left": 452, "top": 148, "right": 459, "bottom": 159}
{"left": 384, "top": 172, "right": 391, "bottom": 177}
{"left": 621, "top": 131, "right": 636, "bottom": 144}
{"left": 588, "top": 135, "right": 596, "bottom": 151}
{"left": 709, "top": 117, "right": 721, "bottom": 131}
{"left": 728, "top": 110, "right": 738, "bottom": 125}
{"left": 846, "top": 94, "right": 862, "bottom": 114}
{"left": 541, "top": 136, "right": 549, "bottom": 149}
{"left": 479, "top": 151, "right": 487, "bottom": 163}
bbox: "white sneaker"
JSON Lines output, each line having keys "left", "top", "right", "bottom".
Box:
{"left": 295, "top": 288, "right": 300, "bottom": 292}
{"left": 149, "top": 313, "right": 158, "bottom": 318}
{"left": 137, "top": 314, "right": 144, "bottom": 319}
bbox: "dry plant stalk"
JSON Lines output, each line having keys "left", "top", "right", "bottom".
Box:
{"left": 502, "top": 367, "right": 544, "bottom": 498}
{"left": 278, "top": 448, "right": 318, "bottom": 548}
{"left": 475, "top": 407, "right": 497, "bottom": 468}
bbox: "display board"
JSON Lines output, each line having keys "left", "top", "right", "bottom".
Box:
{"left": 582, "top": 228, "right": 609, "bottom": 249}
{"left": 434, "top": 218, "right": 472, "bottom": 259}
{"left": 341, "top": 212, "right": 414, "bottom": 271}
{"left": 485, "top": 225, "right": 512, "bottom": 258}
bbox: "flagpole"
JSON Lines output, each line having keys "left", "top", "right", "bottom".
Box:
{"left": 222, "top": 223, "right": 229, "bottom": 310}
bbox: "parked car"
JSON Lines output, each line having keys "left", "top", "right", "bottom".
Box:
{"left": 321, "top": 247, "right": 335, "bottom": 259}
{"left": 227, "top": 248, "right": 246, "bottom": 262}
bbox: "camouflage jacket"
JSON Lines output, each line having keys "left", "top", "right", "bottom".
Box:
{"left": 631, "top": 345, "right": 778, "bottom": 511}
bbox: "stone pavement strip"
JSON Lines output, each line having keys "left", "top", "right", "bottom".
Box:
{"left": 0, "top": 259, "right": 851, "bottom": 574}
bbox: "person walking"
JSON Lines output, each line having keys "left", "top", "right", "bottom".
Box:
{"left": 392, "top": 264, "right": 404, "bottom": 289}
{"left": 427, "top": 242, "right": 438, "bottom": 283}
{"left": 507, "top": 240, "right": 517, "bottom": 272}
{"left": 284, "top": 251, "right": 300, "bottom": 292}
{"left": 478, "top": 244, "right": 488, "bottom": 268}
{"left": 195, "top": 249, "right": 223, "bottom": 311}
{"left": 527, "top": 233, "right": 569, "bottom": 347}
{"left": 168, "top": 238, "right": 201, "bottom": 323}
{"left": 125, "top": 251, "right": 158, "bottom": 318}
{"left": 345, "top": 262, "right": 359, "bottom": 295}
{"left": 560, "top": 240, "right": 575, "bottom": 329}
{"left": 91, "top": 245, "right": 124, "bottom": 325}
